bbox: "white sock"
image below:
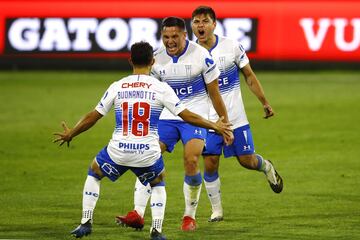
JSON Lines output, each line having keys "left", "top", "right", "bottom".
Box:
{"left": 81, "top": 175, "right": 100, "bottom": 224}
{"left": 183, "top": 182, "right": 202, "bottom": 219}
{"left": 150, "top": 185, "right": 166, "bottom": 233}
{"left": 204, "top": 178, "right": 223, "bottom": 217}
{"left": 134, "top": 178, "right": 151, "bottom": 218}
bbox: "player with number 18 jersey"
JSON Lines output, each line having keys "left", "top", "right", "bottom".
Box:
{"left": 95, "top": 74, "right": 186, "bottom": 167}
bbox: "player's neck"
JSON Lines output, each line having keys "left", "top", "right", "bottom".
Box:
{"left": 200, "top": 34, "right": 216, "bottom": 51}
{"left": 133, "top": 66, "right": 151, "bottom": 75}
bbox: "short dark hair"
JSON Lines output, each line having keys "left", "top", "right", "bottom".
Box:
{"left": 161, "top": 16, "right": 186, "bottom": 31}
{"left": 130, "top": 41, "right": 153, "bottom": 66}
{"left": 192, "top": 6, "right": 217, "bottom": 22}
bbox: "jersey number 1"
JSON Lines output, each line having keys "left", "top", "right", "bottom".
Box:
{"left": 121, "top": 102, "right": 150, "bottom": 136}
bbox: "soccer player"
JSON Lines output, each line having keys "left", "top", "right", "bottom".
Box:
{"left": 117, "top": 17, "right": 233, "bottom": 231}
{"left": 191, "top": 6, "right": 283, "bottom": 222}
{"left": 53, "top": 41, "right": 232, "bottom": 239}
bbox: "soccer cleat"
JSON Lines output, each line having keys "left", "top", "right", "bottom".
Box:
{"left": 70, "top": 220, "right": 92, "bottom": 238}
{"left": 115, "top": 210, "right": 144, "bottom": 230}
{"left": 208, "top": 209, "right": 223, "bottom": 222}
{"left": 208, "top": 216, "right": 224, "bottom": 222}
{"left": 150, "top": 228, "right": 166, "bottom": 240}
{"left": 266, "top": 160, "right": 283, "bottom": 193}
{"left": 181, "top": 216, "right": 196, "bottom": 231}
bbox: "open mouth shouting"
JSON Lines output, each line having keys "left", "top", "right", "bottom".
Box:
{"left": 166, "top": 43, "right": 178, "bottom": 55}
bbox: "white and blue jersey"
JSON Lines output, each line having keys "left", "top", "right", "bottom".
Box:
{"left": 207, "top": 35, "right": 250, "bottom": 129}
{"left": 151, "top": 40, "right": 220, "bottom": 120}
{"left": 95, "top": 74, "right": 185, "bottom": 167}
{"left": 202, "top": 35, "right": 255, "bottom": 157}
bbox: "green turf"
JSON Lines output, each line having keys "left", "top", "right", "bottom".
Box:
{"left": 0, "top": 70, "right": 359, "bottom": 240}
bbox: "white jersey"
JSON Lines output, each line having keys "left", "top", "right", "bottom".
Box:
{"left": 95, "top": 74, "right": 185, "bottom": 167}
{"left": 207, "top": 35, "right": 250, "bottom": 129}
{"left": 151, "top": 40, "right": 220, "bottom": 120}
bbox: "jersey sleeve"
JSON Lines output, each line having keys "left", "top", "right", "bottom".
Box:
{"left": 234, "top": 42, "right": 250, "bottom": 68}
{"left": 160, "top": 82, "right": 186, "bottom": 116}
{"left": 201, "top": 49, "right": 221, "bottom": 84}
{"left": 95, "top": 82, "right": 117, "bottom": 116}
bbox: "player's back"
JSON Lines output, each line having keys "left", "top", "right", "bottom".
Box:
{"left": 103, "top": 75, "right": 167, "bottom": 167}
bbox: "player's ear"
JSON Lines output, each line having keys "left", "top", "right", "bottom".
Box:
{"left": 150, "top": 58, "right": 155, "bottom": 66}
{"left": 128, "top": 58, "right": 133, "bottom": 67}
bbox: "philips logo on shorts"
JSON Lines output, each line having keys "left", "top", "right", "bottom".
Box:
{"left": 119, "top": 142, "right": 150, "bottom": 154}
{"left": 101, "top": 163, "right": 120, "bottom": 176}
{"left": 119, "top": 142, "right": 150, "bottom": 150}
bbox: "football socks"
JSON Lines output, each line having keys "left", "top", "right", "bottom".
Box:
{"left": 150, "top": 184, "right": 166, "bottom": 233}
{"left": 81, "top": 175, "right": 100, "bottom": 224}
{"left": 134, "top": 178, "right": 151, "bottom": 218}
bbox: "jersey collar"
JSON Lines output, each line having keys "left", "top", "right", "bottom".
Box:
{"left": 208, "top": 34, "right": 219, "bottom": 54}
{"left": 195, "top": 34, "right": 218, "bottom": 54}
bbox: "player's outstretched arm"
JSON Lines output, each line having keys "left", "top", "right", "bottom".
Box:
{"left": 178, "top": 109, "right": 233, "bottom": 143}
{"left": 53, "top": 110, "right": 103, "bottom": 147}
{"left": 241, "top": 64, "right": 274, "bottom": 119}
{"left": 206, "top": 79, "right": 230, "bottom": 123}
{"left": 206, "top": 79, "right": 234, "bottom": 144}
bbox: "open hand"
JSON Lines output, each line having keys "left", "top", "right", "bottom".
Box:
{"left": 53, "top": 121, "right": 72, "bottom": 147}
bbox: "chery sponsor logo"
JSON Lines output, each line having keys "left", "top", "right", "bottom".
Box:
{"left": 5, "top": 17, "right": 257, "bottom": 53}
{"left": 300, "top": 18, "right": 360, "bottom": 52}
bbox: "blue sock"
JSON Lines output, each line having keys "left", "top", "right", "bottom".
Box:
{"left": 256, "top": 154, "right": 266, "bottom": 171}
{"left": 204, "top": 171, "right": 219, "bottom": 182}
{"left": 184, "top": 172, "right": 202, "bottom": 186}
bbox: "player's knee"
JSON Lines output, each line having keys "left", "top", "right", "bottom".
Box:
{"left": 150, "top": 172, "right": 165, "bottom": 187}
{"left": 184, "top": 156, "right": 199, "bottom": 174}
{"left": 204, "top": 155, "right": 219, "bottom": 173}
{"left": 237, "top": 154, "right": 258, "bottom": 170}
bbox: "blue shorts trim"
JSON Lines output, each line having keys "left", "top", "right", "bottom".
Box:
{"left": 95, "top": 147, "right": 165, "bottom": 185}
{"left": 158, "top": 120, "right": 207, "bottom": 152}
{"left": 202, "top": 124, "right": 255, "bottom": 158}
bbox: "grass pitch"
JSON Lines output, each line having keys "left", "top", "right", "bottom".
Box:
{"left": 0, "top": 70, "right": 359, "bottom": 240}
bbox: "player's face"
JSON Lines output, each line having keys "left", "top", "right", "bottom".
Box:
{"left": 191, "top": 14, "right": 216, "bottom": 43}
{"left": 161, "top": 26, "right": 187, "bottom": 56}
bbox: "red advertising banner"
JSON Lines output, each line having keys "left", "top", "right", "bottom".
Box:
{"left": 0, "top": 0, "right": 359, "bottom": 62}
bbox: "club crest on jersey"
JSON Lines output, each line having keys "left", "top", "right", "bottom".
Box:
{"left": 219, "top": 56, "right": 226, "bottom": 72}
{"left": 194, "top": 129, "right": 202, "bottom": 135}
{"left": 185, "top": 65, "right": 192, "bottom": 78}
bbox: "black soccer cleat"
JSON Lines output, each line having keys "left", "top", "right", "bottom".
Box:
{"left": 70, "top": 220, "right": 92, "bottom": 238}
{"left": 267, "top": 160, "right": 283, "bottom": 193}
{"left": 150, "top": 228, "right": 166, "bottom": 240}
{"left": 208, "top": 216, "right": 224, "bottom": 222}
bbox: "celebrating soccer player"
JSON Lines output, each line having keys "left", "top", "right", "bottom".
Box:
{"left": 191, "top": 6, "right": 283, "bottom": 222}
{"left": 117, "top": 17, "right": 233, "bottom": 231}
{"left": 53, "top": 41, "right": 232, "bottom": 239}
